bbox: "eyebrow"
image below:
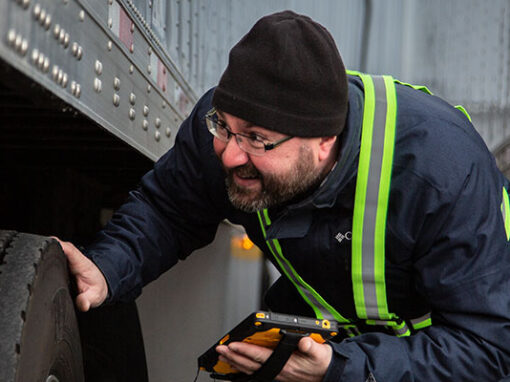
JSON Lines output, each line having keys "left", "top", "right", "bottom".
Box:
{"left": 216, "top": 110, "right": 255, "bottom": 129}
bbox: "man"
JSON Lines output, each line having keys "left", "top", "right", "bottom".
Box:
{"left": 59, "top": 10, "right": 510, "bottom": 381}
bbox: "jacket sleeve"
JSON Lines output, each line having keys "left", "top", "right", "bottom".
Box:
{"left": 324, "top": 120, "right": 510, "bottom": 381}
{"left": 85, "top": 89, "right": 228, "bottom": 302}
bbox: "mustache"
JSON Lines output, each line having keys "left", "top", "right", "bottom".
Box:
{"left": 225, "top": 163, "right": 261, "bottom": 179}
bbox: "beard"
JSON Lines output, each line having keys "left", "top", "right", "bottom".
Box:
{"left": 224, "top": 146, "right": 326, "bottom": 213}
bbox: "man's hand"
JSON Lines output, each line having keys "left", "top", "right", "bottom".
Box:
{"left": 54, "top": 238, "right": 108, "bottom": 311}
{"left": 216, "top": 336, "right": 333, "bottom": 382}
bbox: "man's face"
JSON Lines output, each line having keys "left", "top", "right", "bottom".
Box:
{"left": 213, "top": 111, "right": 328, "bottom": 212}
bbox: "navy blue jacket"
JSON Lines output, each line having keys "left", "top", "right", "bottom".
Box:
{"left": 87, "top": 76, "right": 510, "bottom": 381}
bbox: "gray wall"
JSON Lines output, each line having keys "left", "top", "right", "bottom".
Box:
{"left": 137, "top": 223, "right": 263, "bottom": 382}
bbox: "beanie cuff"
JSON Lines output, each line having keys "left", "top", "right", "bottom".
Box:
{"left": 213, "top": 86, "right": 345, "bottom": 138}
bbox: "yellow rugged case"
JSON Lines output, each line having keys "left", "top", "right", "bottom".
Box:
{"left": 197, "top": 311, "right": 339, "bottom": 378}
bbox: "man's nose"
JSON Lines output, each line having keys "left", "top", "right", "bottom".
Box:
{"left": 221, "top": 137, "right": 249, "bottom": 169}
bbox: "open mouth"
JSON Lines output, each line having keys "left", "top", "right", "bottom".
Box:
{"left": 232, "top": 165, "right": 260, "bottom": 180}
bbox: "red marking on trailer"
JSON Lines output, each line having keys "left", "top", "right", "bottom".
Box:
{"left": 109, "top": 1, "right": 134, "bottom": 51}
{"left": 158, "top": 61, "right": 168, "bottom": 93}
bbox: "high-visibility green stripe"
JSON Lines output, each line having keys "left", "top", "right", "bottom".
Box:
{"left": 262, "top": 208, "right": 271, "bottom": 226}
{"left": 454, "top": 105, "right": 472, "bottom": 122}
{"left": 256, "top": 210, "right": 350, "bottom": 323}
{"left": 502, "top": 188, "right": 510, "bottom": 241}
{"left": 256, "top": 211, "right": 323, "bottom": 319}
{"left": 393, "top": 79, "right": 433, "bottom": 95}
{"left": 352, "top": 72, "right": 376, "bottom": 319}
{"left": 412, "top": 317, "right": 432, "bottom": 330}
{"left": 271, "top": 237, "right": 350, "bottom": 323}
{"left": 373, "top": 76, "right": 398, "bottom": 320}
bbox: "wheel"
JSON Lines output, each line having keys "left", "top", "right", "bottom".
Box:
{"left": 0, "top": 230, "right": 84, "bottom": 382}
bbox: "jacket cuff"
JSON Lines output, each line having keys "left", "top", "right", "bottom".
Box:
{"left": 322, "top": 343, "right": 347, "bottom": 382}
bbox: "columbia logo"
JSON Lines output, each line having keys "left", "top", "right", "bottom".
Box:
{"left": 335, "top": 231, "right": 352, "bottom": 243}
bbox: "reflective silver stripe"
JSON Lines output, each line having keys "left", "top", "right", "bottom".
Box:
{"left": 394, "top": 322, "right": 411, "bottom": 336}
{"left": 361, "top": 75, "right": 389, "bottom": 318}
{"left": 410, "top": 312, "right": 432, "bottom": 330}
{"left": 260, "top": 217, "right": 335, "bottom": 321}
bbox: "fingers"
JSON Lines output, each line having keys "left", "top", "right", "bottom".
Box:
{"left": 57, "top": 240, "right": 87, "bottom": 273}
{"left": 76, "top": 293, "right": 92, "bottom": 312}
{"left": 216, "top": 343, "right": 272, "bottom": 375}
{"left": 52, "top": 237, "right": 109, "bottom": 310}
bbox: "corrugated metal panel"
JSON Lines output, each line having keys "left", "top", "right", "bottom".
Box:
{"left": 397, "top": 0, "right": 510, "bottom": 155}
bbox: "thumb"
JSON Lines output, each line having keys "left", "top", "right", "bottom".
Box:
{"left": 298, "top": 336, "right": 315, "bottom": 354}
{"left": 76, "top": 293, "right": 92, "bottom": 312}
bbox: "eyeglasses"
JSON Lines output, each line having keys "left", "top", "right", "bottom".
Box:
{"left": 205, "top": 108, "right": 293, "bottom": 156}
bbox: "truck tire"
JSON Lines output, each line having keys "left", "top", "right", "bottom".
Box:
{"left": 0, "top": 230, "right": 84, "bottom": 382}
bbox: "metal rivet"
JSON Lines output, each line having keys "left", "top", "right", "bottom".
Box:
{"left": 31, "top": 49, "right": 39, "bottom": 64}
{"left": 53, "top": 24, "right": 61, "bottom": 38}
{"left": 63, "top": 33, "right": 70, "bottom": 48}
{"left": 20, "top": 39, "right": 28, "bottom": 56}
{"left": 33, "top": 3, "right": 41, "bottom": 19}
{"left": 22, "top": 0, "right": 31, "bottom": 9}
{"left": 113, "top": 77, "right": 121, "bottom": 90}
{"left": 142, "top": 119, "right": 148, "bottom": 130}
{"left": 166, "top": 127, "right": 171, "bottom": 137}
{"left": 129, "top": 93, "right": 136, "bottom": 105}
{"left": 75, "top": 84, "right": 81, "bottom": 98}
{"left": 108, "top": 0, "right": 113, "bottom": 5}
{"left": 95, "top": 60, "right": 103, "bottom": 75}
{"left": 148, "top": 47, "right": 152, "bottom": 55}
{"left": 57, "top": 69, "right": 63, "bottom": 84}
{"left": 147, "top": 65, "right": 151, "bottom": 74}
{"left": 130, "top": 43, "right": 134, "bottom": 53}
{"left": 108, "top": 18, "right": 113, "bottom": 28}
{"left": 107, "top": 40, "right": 112, "bottom": 51}
{"left": 113, "top": 93, "right": 120, "bottom": 106}
{"left": 79, "top": 10, "right": 85, "bottom": 21}
{"left": 94, "top": 78, "right": 102, "bottom": 93}
{"left": 62, "top": 73, "right": 68, "bottom": 87}
{"left": 130, "top": 23, "right": 134, "bottom": 33}
{"left": 7, "top": 29, "right": 16, "bottom": 46}
{"left": 143, "top": 105, "right": 149, "bottom": 116}
{"left": 70, "top": 81, "right": 76, "bottom": 94}
{"left": 155, "top": 117, "right": 161, "bottom": 128}
{"left": 14, "top": 34, "right": 23, "bottom": 51}
{"left": 147, "top": 84, "right": 151, "bottom": 93}
{"left": 155, "top": 130, "right": 161, "bottom": 141}
{"left": 43, "top": 57, "right": 50, "bottom": 72}
{"left": 52, "top": 65, "right": 59, "bottom": 80}
{"left": 39, "top": 9, "right": 46, "bottom": 25}
{"left": 129, "top": 65, "right": 134, "bottom": 74}
{"left": 162, "top": 102, "right": 166, "bottom": 109}
{"left": 59, "top": 29, "right": 65, "bottom": 44}
{"left": 76, "top": 46, "right": 83, "bottom": 60}
{"left": 44, "top": 14, "right": 52, "bottom": 30}
{"left": 71, "top": 42, "right": 78, "bottom": 56}
{"left": 129, "top": 108, "right": 136, "bottom": 120}
{"left": 37, "top": 53, "right": 44, "bottom": 69}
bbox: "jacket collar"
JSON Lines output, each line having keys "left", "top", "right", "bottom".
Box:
{"left": 264, "top": 78, "right": 364, "bottom": 240}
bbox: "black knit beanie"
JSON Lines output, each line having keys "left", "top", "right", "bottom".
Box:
{"left": 212, "top": 10, "right": 348, "bottom": 137}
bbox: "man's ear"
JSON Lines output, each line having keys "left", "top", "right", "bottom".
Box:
{"left": 318, "top": 136, "right": 338, "bottom": 162}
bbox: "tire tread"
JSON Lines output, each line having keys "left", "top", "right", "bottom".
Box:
{"left": 0, "top": 232, "right": 54, "bottom": 381}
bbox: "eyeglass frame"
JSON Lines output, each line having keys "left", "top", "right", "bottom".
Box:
{"left": 205, "top": 108, "right": 293, "bottom": 156}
